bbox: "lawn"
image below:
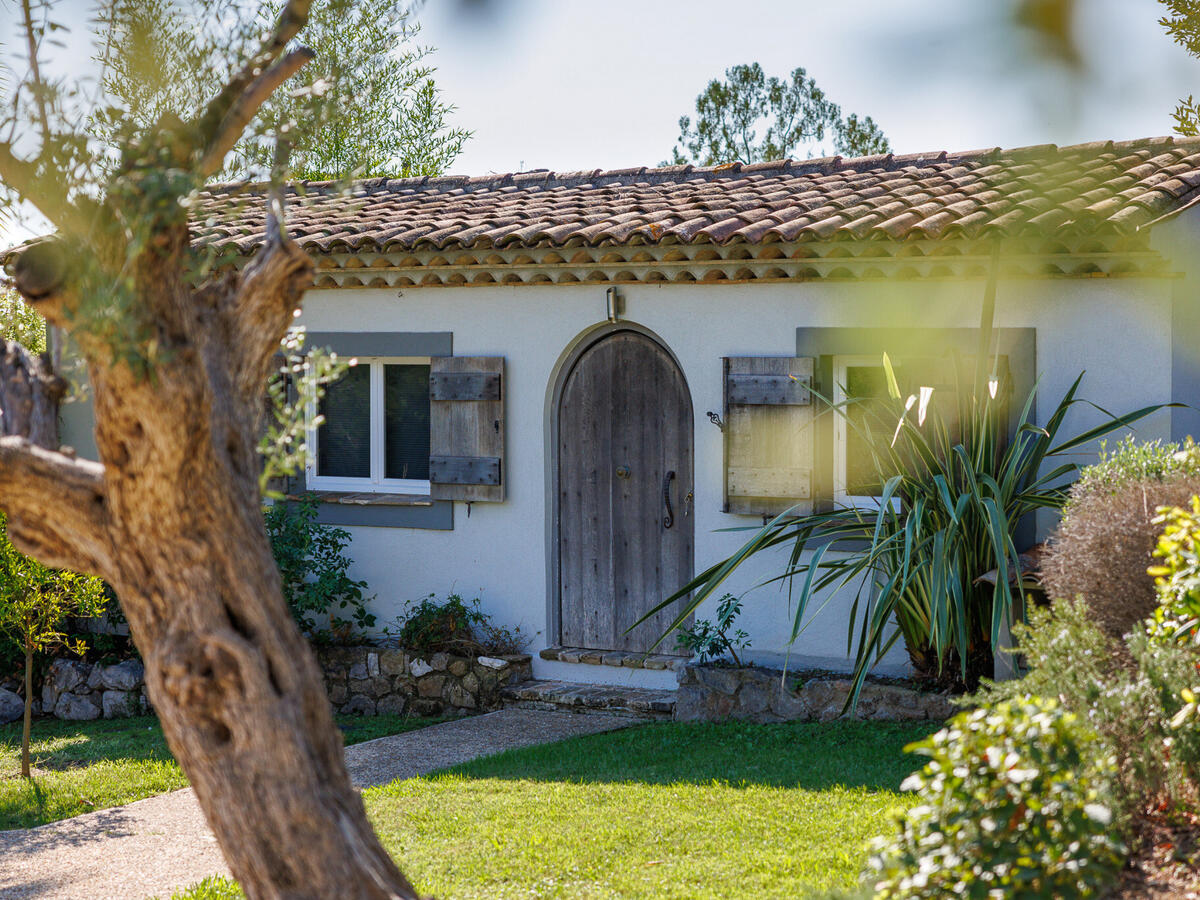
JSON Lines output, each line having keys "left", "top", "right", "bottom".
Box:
{"left": 170, "top": 719, "right": 935, "bottom": 900}
{"left": 0, "top": 713, "right": 442, "bottom": 830}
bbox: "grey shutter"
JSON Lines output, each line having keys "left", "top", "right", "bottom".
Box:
{"left": 723, "top": 357, "right": 815, "bottom": 516}
{"left": 429, "top": 356, "right": 505, "bottom": 502}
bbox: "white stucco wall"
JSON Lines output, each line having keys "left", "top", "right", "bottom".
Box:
{"left": 285, "top": 274, "right": 1176, "bottom": 682}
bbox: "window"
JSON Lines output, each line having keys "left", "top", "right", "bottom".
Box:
{"left": 833, "top": 355, "right": 899, "bottom": 509}
{"left": 306, "top": 357, "right": 431, "bottom": 494}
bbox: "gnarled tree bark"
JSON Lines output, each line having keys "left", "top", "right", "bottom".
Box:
{"left": 0, "top": 2, "right": 422, "bottom": 897}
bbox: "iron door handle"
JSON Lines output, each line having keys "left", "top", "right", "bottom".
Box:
{"left": 662, "top": 470, "right": 676, "bottom": 529}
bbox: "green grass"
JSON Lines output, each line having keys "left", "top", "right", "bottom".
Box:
{"left": 0, "top": 713, "right": 442, "bottom": 830}
{"left": 170, "top": 720, "right": 933, "bottom": 900}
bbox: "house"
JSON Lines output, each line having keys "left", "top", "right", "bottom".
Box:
{"left": 60, "top": 136, "right": 1200, "bottom": 689}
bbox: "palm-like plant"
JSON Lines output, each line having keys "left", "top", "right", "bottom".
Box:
{"left": 647, "top": 311, "right": 1170, "bottom": 708}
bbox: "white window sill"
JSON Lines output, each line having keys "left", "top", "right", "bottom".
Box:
{"left": 290, "top": 490, "right": 434, "bottom": 508}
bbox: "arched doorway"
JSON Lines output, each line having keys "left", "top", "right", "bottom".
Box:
{"left": 556, "top": 329, "right": 694, "bottom": 653}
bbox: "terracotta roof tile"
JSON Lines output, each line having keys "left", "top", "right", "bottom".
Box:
{"left": 192, "top": 138, "right": 1200, "bottom": 255}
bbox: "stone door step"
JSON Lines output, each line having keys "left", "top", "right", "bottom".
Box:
{"left": 501, "top": 679, "right": 676, "bottom": 720}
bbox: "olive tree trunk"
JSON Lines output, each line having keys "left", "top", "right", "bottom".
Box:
{"left": 0, "top": 2, "right": 423, "bottom": 887}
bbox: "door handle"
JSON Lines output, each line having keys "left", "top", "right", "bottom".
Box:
{"left": 662, "top": 470, "right": 676, "bottom": 529}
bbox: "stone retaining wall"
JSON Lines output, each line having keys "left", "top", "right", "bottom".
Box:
{"left": 675, "top": 665, "right": 955, "bottom": 723}
{"left": 33, "top": 658, "right": 149, "bottom": 720}
{"left": 316, "top": 646, "right": 533, "bottom": 717}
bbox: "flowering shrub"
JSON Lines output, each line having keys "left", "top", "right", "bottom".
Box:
{"left": 867, "top": 696, "right": 1125, "bottom": 900}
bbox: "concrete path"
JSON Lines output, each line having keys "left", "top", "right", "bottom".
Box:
{"left": 0, "top": 709, "right": 638, "bottom": 900}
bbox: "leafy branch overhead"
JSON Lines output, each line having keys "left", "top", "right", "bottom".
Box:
{"left": 669, "top": 63, "right": 890, "bottom": 166}
{"left": 1161, "top": 0, "right": 1200, "bottom": 135}
{"left": 96, "top": 0, "right": 470, "bottom": 182}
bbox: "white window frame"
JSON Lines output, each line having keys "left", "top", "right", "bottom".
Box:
{"left": 833, "top": 355, "right": 900, "bottom": 512}
{"left": 305, "top": 356, "right": 431, "bottom": 495}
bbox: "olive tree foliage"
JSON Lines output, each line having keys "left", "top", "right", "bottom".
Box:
{"left": 0, "top": 1, "right": 445, "bottom": 895}
{"left": 667, "top": 63, "right": 890, "bottom": 166}
{"left": 95, "top": 0, "right": 469, "bottom": 182}
{"left": 1160, "top": 0, "right": 1200, "bottom": 135}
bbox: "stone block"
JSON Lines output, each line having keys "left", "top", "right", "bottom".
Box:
{"left": 410, "top": 658, "right": 434, "bottom": 677}
{"left": 328, "top": 683, "right": 348, "bottom": 705}
{"left": 86, "top": 665, "right": 105, "bottom": 691}
{"left": 101, "top": 659, "right": 145, "bottom": 692}
{"left": 558, "top": 649, "right": 583, "bottom": 664}
{"left": 449, "top": 685, "right": 477, "bottom": 709}
{"left": 102, "top": 690, "right": 139, "bottom": 719}
{"left": 49, "top": 659, "right": 88, "bottom": 694}
{"left": 430, "top": 652, "right": 449, "bottom": 671}
{"left": 462, "top": 671, "right": 480, "bottom": 695}
{"left": 41, "top": 681, "right": 59, "bottom": 713}
{"left": 622, "top": 655, "right": 643, "bottom": 668}
{"left": 366, "top": 652, "right": 380, "bottom": 677}
{"left": 579, "top": 650, "right": 604, "bottom": 665}
{"left": 417, "top": 675, "right": 446, "bottom": 698}
{"left": 0, "top": 688, "right": 23, "bottom": 724}
{"left": 379, "top": 650, "right": 407, "bottom": 676}
{"left": 376, "top": 694, "right": 406, "bottom": 716}
{"left": 55, "top": 692, "right": 101, "bottom": 721}
{"left": 768, "top": 684, "right": 810, "bottom": 721}
{"left": 477, "top": 656, "right": 507, "bottom": 669}
{"left": 349, "top": 678, "right": 373, "bottom": 697}
{"left": 342, "top": 695, "right": 376, "bottom": 716}
{"left": 448, "top": 659, "right": 469, "bottom": 677}
{"left": 601, "top": 652, "right": 624, "bottom": 667}
{"left": 348, "top": 662, "right": 368, "bottom": 680}
{"left": 538, "top": 647, "right": 561, "bottom": 661}
{"left": 642, "top": 656, "right": 668, "bottom": 671}
{"left": 694, "top": 665, "right": 742, "bottom": 696}
{"left": 411, "top": 699, "right": 442, "bottom": 717}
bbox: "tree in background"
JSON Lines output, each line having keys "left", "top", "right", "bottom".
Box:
{"left": 0, "top": 512, "right": 106, "bottom": 778}
{"left": 1160, "top": 0, "right": 1200, "bottom": 134}
{"left": 97, "top": 0, "right": 470, "bottom": 181}
{"left": 668, "top": 63, "right": 890, "bottom": 166}
{"left": 0, "top": 0, "right": 472, "bottom": 893}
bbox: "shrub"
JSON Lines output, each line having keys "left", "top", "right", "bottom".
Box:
{"left": 675, "top": 593, "right": 751, "bottom": 665}
{"left": 264, "top": 494, "right": 375, "bottom": 641}
{"left": 867, "top": 696, "right": 1125, "bottom": 900}
{"left": 1146, "top": 496, "right": 1200, "bottom": 648}
{"left": 387, "top": 592, "right": 530, "bottom": 657}
{"left": 979, "top": 599, "right": 1172, "bottom": 810}
{"left": 1041, "top": 437, "right": 1200, "bottom": 647}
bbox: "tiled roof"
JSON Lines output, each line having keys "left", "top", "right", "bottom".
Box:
{"left": 193, "top": 136, "right": 1200, "bottom": 256}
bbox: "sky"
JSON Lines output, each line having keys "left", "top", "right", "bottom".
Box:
{"left": 1, "top": 0, "right": 1197, "bottom": 245}
{"left": 416, "top": 0, "right": 1198, "bottom": 175}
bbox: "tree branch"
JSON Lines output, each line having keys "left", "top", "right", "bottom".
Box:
{"left": 229, "top": 192, "right": 313, "bottom": 404}
{"left": 197, "top": 47, "right": 315, "bottom": 178}
{"left": 0, "top": 437, "right": 113, "bottom": 578}
{"left": 0, "top": 339, "right": 66, "bottom": 449}
{"left": 193, "top": 0, "right": 313, "bottom": 176}
{"left": 7, "top": 239, "right": 75, "bottom": 329}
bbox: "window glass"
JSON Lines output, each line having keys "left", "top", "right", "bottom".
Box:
{"left": 384, "top": 364, "right": 431, "bottom": 481}
{"left": 844, "top": 364, "right": 892, "bottom": 497}
{"left": 317, "top": 363, "right": 371, "bottom": 478}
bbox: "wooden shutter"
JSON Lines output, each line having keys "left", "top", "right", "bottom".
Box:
{"left": 723, "top": 357, "right": 815, "bottom": 517}
{"left": 429, "top": 356, "right": 505, "bottom": 502}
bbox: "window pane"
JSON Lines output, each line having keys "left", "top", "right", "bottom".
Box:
{"left": 317, "top": 363, "right": 371, "bottom": 478}
{"left": 384, "top": 364, "right": 430, "bottom": 481}
{"left": 845, "top": 365, "right": 891, "bottom": 497}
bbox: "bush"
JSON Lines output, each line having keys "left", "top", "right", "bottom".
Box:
{"left": 1041, "top": 437, "right": 1200, "bottom": 647}
{"left": 264, "top": 494, "right": 375, "bottom": 641}
{"left": 1146, "top": 497, "right": 1200, "bottom": 648}
{"left": 867, "top": 696, "right": 1125, "bottom": 900}
{"left": 979, "top": 599, "right": 1174, "bottom": 810}
{"left": 675, "top": 593, "right": 751, "bottom": 665}
{"left": 387, "top": 592, "right": 530, "bottom": 657}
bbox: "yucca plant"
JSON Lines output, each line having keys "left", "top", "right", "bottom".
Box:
{"left": 645, "top": 299, "right": 1170, "bottom": 707}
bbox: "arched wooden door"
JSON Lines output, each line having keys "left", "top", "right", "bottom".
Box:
{"left": 557, "top": 330, "right": 694, "bottom": 654}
